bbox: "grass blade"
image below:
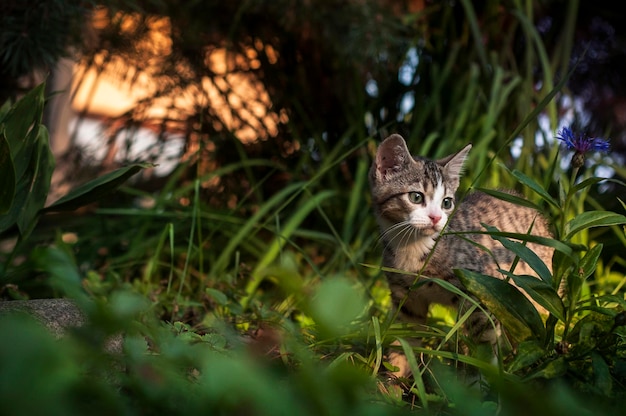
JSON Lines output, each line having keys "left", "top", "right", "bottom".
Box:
{"left": 242, "top": 190, "right": 335, "bottom": 307}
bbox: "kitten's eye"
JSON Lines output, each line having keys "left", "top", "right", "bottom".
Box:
{"left": 442, "top": 197, "right": 454, "bottom": 210}
{"left": 407, "top": 192, "right": 424, "bottom": 204}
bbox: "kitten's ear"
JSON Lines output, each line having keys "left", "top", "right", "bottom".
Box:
{"left": 374, "top": 134, "right": 412, "bottom": 178}
{"left": 439, "top": 144, "right": 472, "bottom": 179}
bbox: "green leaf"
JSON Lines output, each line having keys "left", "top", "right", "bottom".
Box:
{"left": 309, "top": 277, "right": 366, "bottom": 337}
{"left": 11, "top": 119, "right": 40, "bottom": 183}
{"left": 551, "top": 249, "right": 574, "bottom": 290}
{"left": 456, "top": 269, "right": 545, "bottom": 342}
{"left": 475, "top": 188, "right": 542, "bottom": 211}
{"left": 0, "top": 128, "right": 54, "bottom": 236}
{"left": 592, "top": 352, "right": 612, "bottom": 395}
{"left": 108, "top": 290, "right": 149, "bottom": 319}
{"left": 524, "top": 356, "right": 567, "bottom": 381}
{"left": 0, "top": 132, "right": 15, "bottom": 214}
{"left": 370, "top": 316, "right": 383, "bottom": 375}
{"left": 564, "top": 211, "right": 626, "bottom": 240}
{"left": 3, "top": 83, "right": 45, "bottom": 172}
{"left": 571, "top": 177, "right": 609, "bottom": 193}
{"left": 0, "top": 170, "right": 32, "bottom": 234}
{"left": 0, "top": 84, "right": 49, "bottom": 227}
{"left": 507, "top": 340, "right": 546, "bottom": 373}
{"left": 450, "top": 228, "right": 577, "bottom": 260}
{"left": 31, "top": 246, "right": 83, "bottom": 298}
{"left": 484, "top": 225, "right": 553, "bottom": 284}
{"left": 396, "top": 338, "right": 429, "bottom": 410}
{"left": 342, "top": 157, "right": 368, "bottom": 241}
{"left": 0, "top": 99, "right": 10, "bottom": 123}
{"left": 43, "top": 163, "right": 153, "bottom": 212}
{"left": 567, "top": 271, "right": 583, "bottom": 308}
{"left": 578, "top": 244, "right": 603, "bottom": 281}
{"left": 499, "top": 271, "right": 565, "bottom": 321}
{"left": 511, "top": 169, "right": 560, "bottom": 209}
{"left": 16, "top": 126, "right": 54, "bottom": 238}
{"left": 571, "top": 176, "right": 626, "bottom": 194}
{"left": 205, "top": 288, "right": 228, "bottom": 306}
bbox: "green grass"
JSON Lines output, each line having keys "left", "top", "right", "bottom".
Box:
{"left": 3, "top": 124, "right": 623, "bottom": 415}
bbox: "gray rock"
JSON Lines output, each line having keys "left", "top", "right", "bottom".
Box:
{"left": 0, "top": 298, "right": 123, "bottom": 352}
{"left": 0, "top": 298, "right": 85, "bottom": 338}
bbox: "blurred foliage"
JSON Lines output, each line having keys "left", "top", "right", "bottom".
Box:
{"left": 1, "top": 0, "right": 626, "bottom": 415}
{"left": 0, "top": 83, "right": 150, "bottom": 286}
{"left": 0, "top": 0, "right": 92, "bottom": 102}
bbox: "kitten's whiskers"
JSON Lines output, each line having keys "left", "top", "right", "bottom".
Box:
{"left": 379, "top": 220, "right": 428, "bottom": 251}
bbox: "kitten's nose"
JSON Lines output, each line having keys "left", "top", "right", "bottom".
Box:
{"left": 429, "top": 214, "right": 441, "bottom": 225}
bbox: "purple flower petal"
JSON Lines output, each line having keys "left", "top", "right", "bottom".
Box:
{"left": 556, "top": 127, "right": 610, "bottom": 154}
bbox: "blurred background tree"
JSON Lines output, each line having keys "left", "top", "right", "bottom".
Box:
{"left": 0, "top": 0, "right": 90, "bottom": 103}
{"left": 2, "top": 0, "right": 624, "bottom": 183}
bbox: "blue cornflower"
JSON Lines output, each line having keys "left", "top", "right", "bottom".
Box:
{"left": 556, "top": 127, "right": 610, "bottom": 168}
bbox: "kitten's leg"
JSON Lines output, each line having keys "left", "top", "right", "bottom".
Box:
{"left": 387, "top": 282, "right": 431, "bottom": 378}
{"left": 460, "top": 299, "right": 502, "bottom": 366}
{"left": 387, "top": 338, "right": 423, "bottom": 378}
{"left": 466, "top": 310, "right": 501, "bottom": 346}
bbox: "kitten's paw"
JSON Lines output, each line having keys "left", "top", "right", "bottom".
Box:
{"left": 387, "top": 350, "right": 412, "bottom": 379}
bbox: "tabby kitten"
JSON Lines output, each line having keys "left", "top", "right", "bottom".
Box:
{"left": 369, "top": 134, "right": 553, "bottom": 377}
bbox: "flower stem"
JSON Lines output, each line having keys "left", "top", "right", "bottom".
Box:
{"left": 559, "top": 166, "right": 579, "bottom": 238}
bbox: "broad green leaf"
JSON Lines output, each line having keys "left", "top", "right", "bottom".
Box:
{"left": 592, "top": 352, "right": 612, "bottom": 395}
{"left": 0, "top": 83, "right": 48, "bottom": 225}
{"left": 309, "top": 277, "right": 367, "bottom": 337}
{"left": 0, "top": 132, "right": 15, "bottom": 214}
{"left": 507, "top": 340, "right": 546, "bottom": 373}
{"left": 11, "top": 121, "right": 43, "bottom": 183}
{"left": 524, "top": 356, "right": 567, "bottom": 381}
{"left": 456, "top": 269, "right": 545, "bottom": 342}
{"left": 511, "top": 169, "right": 560, "bottom": 209}
{"left": 484, "top": 225, "right": 553, "bottom": 284}
{"left": 499, "top": 271, "right": 565, "bottom": 321}
{"left": 578, "top": 244, "right": 603, "bottom": 281}
{"left": 567, "top": 269, "right": 583, "bottom": 307}
{"left": 0, "top": 126, "right": 54, "bottom": 236}
{"left": 205, "top": 288, "right": 228, "bottom": 306}
{"left": 564, "top": 211, "right": 626, "bottom": 240}
{"left": 109, "top": 290, "right": 150, "bottom": 319}
{"left": 31, "top": 245, "right": 82, "bottom": 298}
{"left": 0, "top": 99, "right": 10, "bottom": 123}
{"left": 43, "top": 163, "right": 154, "bottom": 212}
{"left": 3, "top": 83, "right": 45, "bottom": 165}
{"left": 259, "top": 264, "right": 305, "bottom": 297}
{"left": 0, "top": 174, "right": 30, "bottom": 233}
{"left": 551, "top": 249, "right": 574, "bottom": 289}
{"left": 475, "top": 187, "right": 542, "bottom": 211}
{"left": 16, "top": 126, "right": 55, "bottom": 238}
